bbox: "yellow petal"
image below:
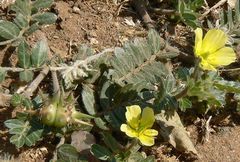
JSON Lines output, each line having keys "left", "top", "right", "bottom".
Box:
{"left": 126, "top": 105, "right": 141, "bottom": 129}
{"left": 207, "top": 47, "right": 236, "bottom": 67}
{"left": 139, "top": 133, "right": 155, "bottom": 146}
{"left": 194, "top": 28, "right": 203, "bottom": 56}
{"left": 140, "top": 107, "right": 155, "bottom": 129}
{"left": 202, "top": 29, "right": 227, "bottom": 54}
{"left": 120, "top": 124, "right": 138, "bottom": 138}
{"left": 143, "top": 129, "right": 158, "bottom": 136}
{"left": 200, "top": 58, "right": 217, "bottom": 71}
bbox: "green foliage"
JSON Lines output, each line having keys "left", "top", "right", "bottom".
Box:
{"left": 217, "top": 0, "right": 240, "bottom": 44}
{"left": 16, "top": 40, "right": 49, "bottom": 82}
{"left": 4, "top": 118, "right": 44, "bottom": 148}
{"left": 57, "top": 144, "right": 86, "bottom": 162}
{"left": 127, "top": 152, "right": 155, "bottom": 162}
{"left": 176, "top": 0, "right": 202, "bottom": 28}
{"left": 0, "top": 69, "right": 7, "bottom": 83}
{"left": 11, "top": 93, "right": 33, "bottom": 108}
{"left": 18, "top": 41, "right": 31, "bottom": 68}
{"left": 154, "top": 74, "right": 180, "bottom": 110}
{"left": 32, "top": 12, "right": 57, "bottom": 25}
{"left": 110, "top": 29, "right": 176, "bottom": 87}
{"left": 32, "top": 0, "right": 54, "bottom": 9}
{"left": 0, "top": 20, "right": 20, "bottom": 40}
{"left": 90, "top": 144, "right": 112, "bottom": 161}
{"left": 0, "top": 0, "right": 56, "bottom": 45}
{"left": 101, "top": 132, "right": 121, "bottom": 153}
{"left": 180, "top": 69, "right": 240, "bottom": 112}
{"left": 178, "top": 97, "right": 192, "bottom": 112}
{"left": 19, "top": 70, "right": 34, "bottom": 82}
{"left": 31, "top": 39, "right": 48, "bottom": 67}
{"left": 187, "top": 71, "right": 226, "bottom": 106}
{"left": 81, "top": 84, "right": 97, "bottom": 115}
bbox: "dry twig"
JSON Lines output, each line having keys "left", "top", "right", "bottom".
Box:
{"left": 199, "top": 0, "right": 227, "bottom": 20}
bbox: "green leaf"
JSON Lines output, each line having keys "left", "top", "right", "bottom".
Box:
{"left": 179, "top": 0, "right": 185, "bottom": 14}
{"left": 32, "top": 0, "right": 54, "bottom": 9}
{"left": 110, "top": 29, "right": 175, "bottom": 88}
{"left": 4, "top": 119, "right": 25, "bottom": 129}
{"left": 31, "top": 40, "right": 48, "bottom": 67}
{"left": 4, "top": 118, "right": 44, "bottom": 148}
{"left": 57, "top": 144, "right": 80, "bottom": 161}
{"left": 19, "top": 70, "right": 34, "bottom": 82}
{"left": 147, "top": 29, "right": 162, "bottom": 53}
{"left": 82, "top": 84, "right": 97, "bottom": 115}
{"left": 25, "top": 119, "right": 44, "bottom": 146}
{"left": 18, "top": 41, "right": 31, "bottom": 68}
{"left": 0, "top": 69, "right": 6, "bottom": 83}
{"left": 155, "top": 75, "right": 179, "bottom": 110}
{"left": 94, "top": 118, "right": 109, "bottom": 130}
{"left": 90, "top": 144, "right": 112, "bottom": 161}
{"left": 127, "top": 152, "right": 155, "bottom": 162}
{"left": 102, "top": 132, "right": 121, "bottom": 153}
{"left": 143, "top": 156, "right": 155, "bottom": 162}
{"left": 22, "top": 97, "right": 33, "bottom": 109}
{"left": 0, "top": 20, "right": 20, "bottom": 39}
{"left": 11, "top": 94, "right": 23, "bottom": 107}
{"left": 11, "top": 0, "right": 31, "bottom": 16}
{"left": 10, "top": 134, "right": 25, "bottom": 148}
{"left": 176, "top": 67, "right": 190, "bottom": 81}
{"left": 32, "top": 12, "right": 57, "bottom": 25}
{"left": 184, "top": 19, "right": 198, "bottom": 28}
{"left": 25, "top": 23, "right": 39, "bottom": 36}
{"left": 14, "top": 14, "right": 28, "bottom": 29}
{"left": 214, "top": 80, "right": 240, "bottom": 93}
{"left": 182, "top": 13, "right": 197, "bottom": 21}
{"left": 179, "top": 98, "right": 192, "bottom": 112}
{"left": 75, "top": 44, "right": 94, "bottom": 60}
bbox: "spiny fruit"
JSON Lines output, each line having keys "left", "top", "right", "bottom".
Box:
{"left": 40, "top": 93, "right": 93, "bottom": 128}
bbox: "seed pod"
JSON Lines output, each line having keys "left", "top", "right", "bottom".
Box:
{"left": 53, "top": 107, "right": 69, "bottom": 128}
{"left": 40, "top": 104, "right": 57, "bottom": 126}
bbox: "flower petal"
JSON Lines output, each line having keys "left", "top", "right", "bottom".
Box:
{"left": 200, "top": 57, "right": 217, "bottom": 71}
{"left": 126, "top": 105, "right": 141, "bottom": 129}
{"left": 140, "top": 107, "right": 155, "bottom": 129}
{"left": 194, "top": 28, "right": 203, "bottom": 57}
{"left": 143, "top": 129, "right": 158, "bottom": 137}
{"left": 202, "top": 29, "right": 228, "bottom": 54}
{"left": 120, "top": 124, "right": 138, "bottom": 138}
{"left": 139, "top": 133, "right": 155, "bottom": 146}
{"left": 207, "top": 47, "right": 236, "bottom": 67}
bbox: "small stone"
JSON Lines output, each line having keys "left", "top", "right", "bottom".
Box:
{"left": 72, "top": 6, "right": 81, "bottom": 14}
{"left": 71, "top": 131, "right": 96, "bottom": 152}
{"left": 89, "top": 38, "right": 99, "bottom": 45}
{"left": 53, "top": 35, "right": 59, "bottom": 39}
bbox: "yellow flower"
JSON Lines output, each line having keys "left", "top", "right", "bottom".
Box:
{"left": 120, "top": 105, "right": 158, "bottom": 146}
{"left": 194, "top": 28, "right": 236, "bottom": 71}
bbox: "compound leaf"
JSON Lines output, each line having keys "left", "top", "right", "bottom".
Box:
{"left": 4, "top": 118, "right": 43, "bottom": 148}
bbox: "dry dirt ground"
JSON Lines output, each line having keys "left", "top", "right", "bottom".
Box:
{"left": 0, "top": 0, "right": 240, "bottom": 162}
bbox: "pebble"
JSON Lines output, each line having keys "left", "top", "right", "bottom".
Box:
{"left": 72, "top": 6, "right": 81, "bottom": 14}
